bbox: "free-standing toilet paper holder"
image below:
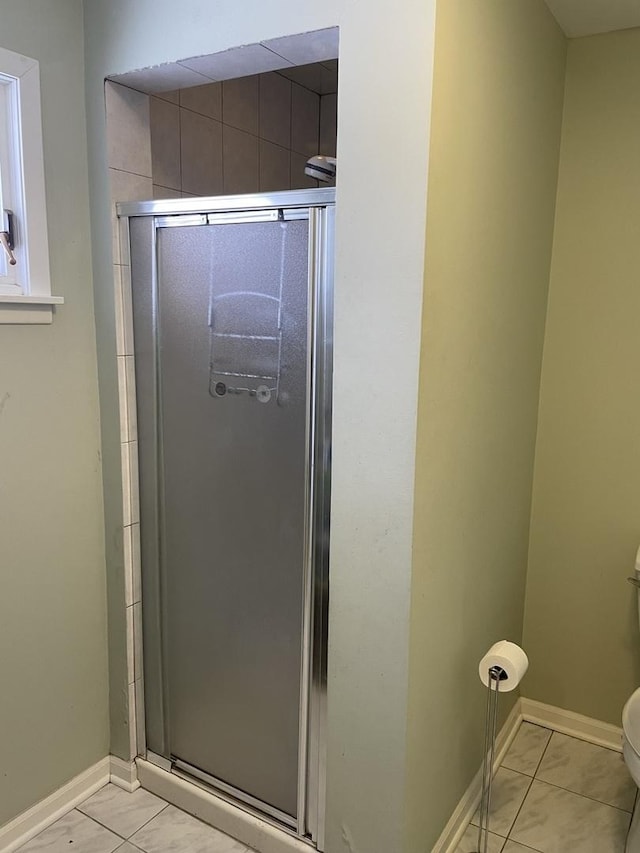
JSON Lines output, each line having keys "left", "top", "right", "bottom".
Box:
{"left": 475, "top": 665, "right": 507, "bottom": 853}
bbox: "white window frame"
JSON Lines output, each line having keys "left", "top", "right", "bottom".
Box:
{"left": 0, "top": 46, "right": 62, "bottom": 323}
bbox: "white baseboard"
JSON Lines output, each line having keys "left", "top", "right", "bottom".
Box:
{"left": 520, "top": 697, "right": 623, "bottom": 753}
{"left": 110, "top": 756, "right": 140, "bottom": 792}
{"left": 137, "top": 758, "right": 310, "bottom": 853}
{"left": 0, "top": 758, "right": 110, "bottom": 853}
{"left": 431, "top": 699, "right": 523, "bottom": 853}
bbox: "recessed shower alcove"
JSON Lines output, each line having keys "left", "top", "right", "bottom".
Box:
{"left": 104, "top": 27, "right": 339, "bottom": 853}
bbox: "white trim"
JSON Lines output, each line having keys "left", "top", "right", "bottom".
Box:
{"left": 136, "top": 758, "right": 312, "bottom": 853}
{"left": 431, "top": 700, "right": 523, "bottom": 853}
{"left": 0, "top": 45, "right": 61, "bottom": 323}
{"left": 110, "top": 756, "right": 141, "bottom": 792}
{"left": 0, "top": 758, "right": 110, "bottom": 853}
{"left": 520, "top": 697, "right": 623, "bottom": 752}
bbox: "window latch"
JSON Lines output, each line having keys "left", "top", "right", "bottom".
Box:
{"left": 1, "top": 210, "right": 17, "bottom": 266}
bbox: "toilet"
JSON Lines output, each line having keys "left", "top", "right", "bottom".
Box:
{"left": 622, "top": 548, "right": 640, "bottom": 852}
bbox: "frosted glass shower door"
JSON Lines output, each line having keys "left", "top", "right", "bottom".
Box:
{"left": 155, "top": 218, "right": 310, "bottom": 821}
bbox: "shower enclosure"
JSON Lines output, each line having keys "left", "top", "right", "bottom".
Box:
{"left": 121, "top": 189, "right": 335, "bottom": 848}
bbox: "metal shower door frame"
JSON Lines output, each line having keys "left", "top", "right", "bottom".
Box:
{"left": 119, "top": 188, "right": 335, "bottom": 849}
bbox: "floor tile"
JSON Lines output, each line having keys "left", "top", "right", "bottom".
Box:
{"left": 502, "top": 843, "right": 542, "bottom": 852}
{"left": 130, "top": 805, "right": 251, "bottom": 853}
{"left": 115, "top": 846, "right": 142, "bottom": 853}
{"left": 78, "top": 783, "right": 168, "bottom": 839}
{"left": 510, "top": 779, "right": 630, "bottom": 853}
{"left": 536, "top": 732, "right": 635, "bottom": 811}
{"left": 455, "top": 823, "right": 505, "bottom": 852}
{"left": 471, "top": 768, "right": 532, "bottom": 836}
{"left": 502, "top": 723, "right": 552, "bottom": 776}
{"left": 17, "top": 810, "right": 122, "bottom": 853}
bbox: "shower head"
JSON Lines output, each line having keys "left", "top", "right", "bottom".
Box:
{"left": 305, "top": 155, "right": 337, "bottom": 183}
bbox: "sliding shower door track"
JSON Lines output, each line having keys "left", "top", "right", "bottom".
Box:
{"left": 172, "top": 757, "right": 300, "bottom": 833}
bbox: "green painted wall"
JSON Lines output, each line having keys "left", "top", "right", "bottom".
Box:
{"left": 524, "top": 28, "right": 640, "bottom": 725}
{"left": 405, "top": 2, "right": 566, "bottom": 848}
{"left": 0, "top": 0, "right": 108, "bottom": 828}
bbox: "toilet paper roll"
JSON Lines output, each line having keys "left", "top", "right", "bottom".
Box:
{"left": 478, "top": 640, "right": 528, "bottom": 692}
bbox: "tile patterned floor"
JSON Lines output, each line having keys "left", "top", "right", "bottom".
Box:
{"left": 16, "top": 784, "right": 254, "bottom": 853}
{"left": 458, "top": 722, "right": 636, "bottom": 853}
{"left": 14, "top": 725, "right": 637, "bottom": 853}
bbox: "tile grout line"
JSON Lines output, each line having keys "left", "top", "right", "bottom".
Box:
{"left": 71, "top": 807, "right": 128, "bottom": 843}
{"left": 111, "top": 166, "right": 154, "bottom": 182}
{"left": 76, "top": 796, "right": 170, "bottom": 844}
{"left": 499, "top": 724, "right": 545, "bottom": 848}
{"left": 524, "top": 775, "right": 635, "bottom": 814}
{"left": 531, "top": 728, "right": 554, "bottom": 778}
{"left": 126, "top": 801, "right": 171, "bottom": 842}
{"left": 532, "top": 730, "right": 634, "bottom": 813}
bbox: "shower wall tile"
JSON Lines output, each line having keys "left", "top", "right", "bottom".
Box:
{"left": 153, "top": 185, "right": 182, "bottom": 200}
{"left": 181, "top": 42, "right": 291, "bottom": 81}
{"left": 278, "top": 64, "right": 327, "bottom": 96}
{"left": 291, "top": 82, "right": 320, "bottom": 157}
{"left": 150, "top": 97, "right": 181, "bottom": 191}
{"left": 155, "top": 89, "right": 179, "bottom": 105}
{"left": 130, "top": 522, "right": 142, "bottom": 604}
{"left": 222, "top": 75, "right": 259, "bottom": 135}
{"left": 279, "top": 61, "right": 337, "bottom": 96}
{"left": 120, "top": 264, "right": 135, "bottom": 355}
{"left": 180, "top": 109, "right": 223, "bottom": 195}
{"left": 150, "top": 66, "right": 333, "bottom": 197}
{"left": 112, "top": 63, "right": 212, "bottom": 95}
{"left": 133, "top": 602, "right": 143, "bottom": 681}
{"left": 128, "top": 440, "right": 140, "bottom": 525}
{"left": 117, "top": 356, "right": 130, "bottom": 443}
{"left": 109, "top": 168, "right": 153, "bottom": 263}
{"left": 320, "top": 60, "right": 339, "bottom": 94}
{"left": 114, "top": 264, "right": 126, "bottom": 357}
{"left": 320, "top": 92, "right": 338, "bottom": 158}
{"left": 124, "top": 356, "right": 137, "bottom": 439}
{"left": 223, "top": 125, "right": 259, "bottom": 194}
{"left": 121, "top": 440, "right": 140, "bottom": 527}
{"left": 123, "top": 523, "right": 134, "bottom": 608}
{"left": 118, "top": 216, "right": 132, "bottom": 267}
{"left": 106, "top": 82, "right": 152, "bottom": 178}
{"left": 126, "top": 604, "right": 135, "bottom": 684}
{"left": 128, "top": 681, "right": 137, "bottom": 759}
{"left": 262, "top": 27, "right": 339, "bottom": 66}
{"left": 180, "top": 82, "right": 222, "bottom": 120}
{"left": 121, "top": 441, "right": 132, "bottom": 527}
{"left": 259, "top": 140, "right": 290, "bottom": 192}
{"left": 135, "top": 677, "right": 146, "bottom": 757}
{"left": 259, "top": 72, "right": 291, "bottom": 149}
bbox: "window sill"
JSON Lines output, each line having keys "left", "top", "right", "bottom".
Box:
{"left": 0, "top": 294, "right": 64, "bottom": 324}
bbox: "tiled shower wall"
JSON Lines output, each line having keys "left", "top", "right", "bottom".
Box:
{"left": 105, "top": 65, "right": 337, "bottom": 761}
{"left": 149, "top": 71, "right": 337, "bottom": 198}
{"left": 106, "top": 79, "right": 151, "bottom": 761}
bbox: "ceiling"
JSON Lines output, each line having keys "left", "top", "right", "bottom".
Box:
{"left": 545, "top": 0, "right": 640, "bottom": 37}
{"left": 110, "top": 27, "right": 339, "bottom": 95}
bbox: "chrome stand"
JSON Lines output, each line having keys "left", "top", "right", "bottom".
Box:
{"left": 475, "top": 665, "right": 505, "bottom": 853}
